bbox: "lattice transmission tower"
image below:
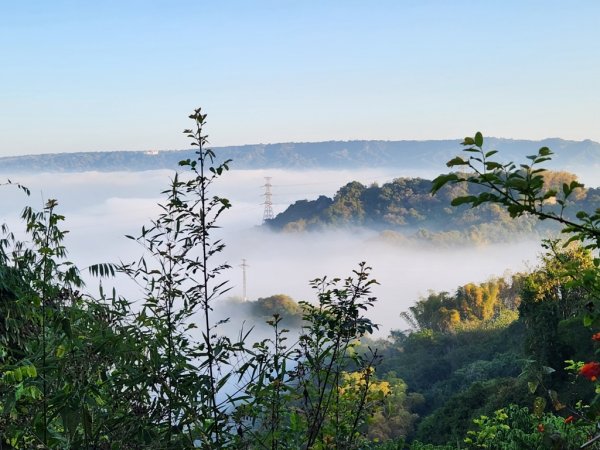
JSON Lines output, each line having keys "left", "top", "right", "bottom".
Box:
{"left": 262, "top": 176, "right": 274, "bottom": 223}
{"left": 239, "top": 259, "right": 249, "bottom": 301}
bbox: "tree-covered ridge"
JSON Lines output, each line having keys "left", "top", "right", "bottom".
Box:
{"left": 212, "top": 247, "right": 600, "bottom": 447}
{"left": 2, "top": 137, "right": 600, "bottom": 173}
{"left": 218, "top": 245, "right": 600, "bottom": 446}
{"left": 267, "top": 171, "right": 600, "bottom": 244}
{"left": 367, "top": 244, "right": 598, "bottom": 446}
{"left": 400, "top": 276, "right": 522, "bottom": 333}
{"left": 221, "top": 294, "right": 304, "bottom": 327}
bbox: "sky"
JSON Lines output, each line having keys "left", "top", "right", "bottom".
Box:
{"left": 2, "top": 1, "right": 600, "bottom": 156}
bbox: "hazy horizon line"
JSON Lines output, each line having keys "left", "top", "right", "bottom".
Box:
{"left": 3, "top": 135, "right": 600, "bottom": 159}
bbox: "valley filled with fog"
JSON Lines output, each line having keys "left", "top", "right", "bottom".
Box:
{"left": 1, "top": 166, "right": 594, "bottom": 337}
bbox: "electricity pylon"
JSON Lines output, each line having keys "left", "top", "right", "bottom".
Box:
{"left": 240, "top": 259, "right": 249, "bottom": 301}
{"left": 262, "top": 177, "right": 274, "bottom": 223}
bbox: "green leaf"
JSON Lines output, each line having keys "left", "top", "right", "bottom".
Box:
{"left": 533, "top": 396, "right": 546, "bottom": 417}
{"left": 541, "top": 365, "right": 556, "bottom": 375}
{"left": 56, "top": 344, "right": 66, "bottom": 358}
{"left": 507, "top": 204, "right": 524, "bottom": 217}
{"left": 62, "top": 318, "right": 72, "bottom": 338}
{"left": 528, "top": 381, "right": 539, "bottom": 394}
{"left": 15, "top": 383, "right": 24, "bottom": 400}
{"left": 431, "top": 173, "right": 459, "bottom": 194}
{"left": 88, "top": 262, "right": 117, "bottom": 277}
{"left": 26, "top": 365, "right": 37, "bottom": 378}
{"left": 446, "top": 156, "right": 468, "bottom": 167}
{"left": 450, "top": 196, "right": 477, "bottom": 207}
{"left": 549, "top": 390, "right": 566, "bottom": 410}
{"left": 3, "top": 371, "right": 15, "bottom": 383}
{"left": 570, "top": 180, "right": 584, "bottom": 190}
{"left": 484, "top": 161, "right": 502, "bottom": 170}
{"left": 474, "top": 132, "right": 483, "bottom": 147}
{"left": 534, "top": 157, "right": 551, "bottom": 164}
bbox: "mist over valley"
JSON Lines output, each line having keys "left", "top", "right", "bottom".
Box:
{"left": 3, "top": 158, "right": 593, "bottom": 337}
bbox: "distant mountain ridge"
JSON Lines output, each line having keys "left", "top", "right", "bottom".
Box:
{"left": 1, "top": 138, "right": 600, "bottom": 173}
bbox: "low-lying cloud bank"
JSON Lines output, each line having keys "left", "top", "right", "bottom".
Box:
{"left": 0, "top": 169, "right": 564, "bottom": 336}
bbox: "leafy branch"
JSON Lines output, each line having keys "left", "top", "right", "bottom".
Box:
{"left": 431, "top": 132, "right": 600, "bottom": 249}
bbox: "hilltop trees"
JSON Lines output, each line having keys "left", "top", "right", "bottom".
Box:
{"left": 400, "top": 276, "right": 521, "bottom": 333}
{"left": 265, "top": 170, "right": 600, "bottom": 246}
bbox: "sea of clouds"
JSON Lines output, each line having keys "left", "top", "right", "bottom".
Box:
{"left": 0, "top": 167, "right": 577, "bottom": 337}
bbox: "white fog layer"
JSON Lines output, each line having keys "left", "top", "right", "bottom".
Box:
{"left": 0, "top": 168, "right": 588, "bottom": 337}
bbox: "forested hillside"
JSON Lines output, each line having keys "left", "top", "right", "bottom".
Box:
{"left": 266, "top": 171, "right": 600, "bottom": 245}
{"left": 366, "top": 244, "right": 598, "bottom": 445}
{"left": 231, "top": 246, "right": 599, "bottom": 446}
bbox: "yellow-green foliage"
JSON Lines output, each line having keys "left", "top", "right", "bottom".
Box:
{"left": 402, "top": 276, "right": 521, "bottom": 333}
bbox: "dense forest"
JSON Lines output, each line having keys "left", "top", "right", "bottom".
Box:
{"left": 1, "top": 112, "right": 600, "bottom": 449}
{"left": 266, "top": 171, "right": 600, "bottom": 246}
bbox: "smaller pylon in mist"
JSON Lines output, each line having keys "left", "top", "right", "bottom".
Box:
{"left": 240, "top": 259, "right": 249, "bottom": 301}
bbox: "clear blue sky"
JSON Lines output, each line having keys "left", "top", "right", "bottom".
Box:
{"left": 2, "top": 1, "right": 600, "bottom": 155}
